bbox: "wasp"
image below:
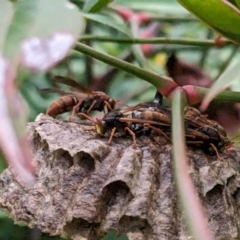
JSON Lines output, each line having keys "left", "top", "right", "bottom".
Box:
{"left": 96, "top": 101, "right": 230, "bottom": 155}
{"left": 183, "top": 106, "right": 230, "bottom": 156}
{"left": 40, "top": 76, "right": 116, "bottom": 120}
{"left": 95, "top": 102, "right": 172, "bottom": 147}
{"left": 151, "top": 91, "right": 230, "bottom": 155}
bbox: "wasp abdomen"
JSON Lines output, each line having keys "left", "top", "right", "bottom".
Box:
{"left": 133, "top": 110, "right": 170, "bottom": 123}
{"left": 46, "top": 96, "right": 78, "bottom": 116}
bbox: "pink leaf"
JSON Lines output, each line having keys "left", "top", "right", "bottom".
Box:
{"left": 0, "top": 55, "right": 35, "bottom": 185}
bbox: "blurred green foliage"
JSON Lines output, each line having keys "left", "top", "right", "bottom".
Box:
{"left": 101, "top": 230, "right": 128, "bottom": 240}
{"left": 22, "top": 3, "right": 238, "bottom": 120}
{"left": 1, "top": 0, "right": 240, "bottom": 239}
{"left": 177, "top": 0, "right": 240, "bottom": 44}
{"left": 0, "top": 210, "right": 63, "bottom": 240}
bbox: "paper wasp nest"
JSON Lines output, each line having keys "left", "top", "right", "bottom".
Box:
{"left": 0, "top": 114, "right": 240, "bottom": 240}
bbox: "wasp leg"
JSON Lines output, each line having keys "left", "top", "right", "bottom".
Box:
{"left": 143, "top": 123, "right": 171, "bottom": 140}
{"left": 124, "top": 127, "right": 136, "bottom": 148}
{"left": 77, "top": 112, "right": 94, "bottom": 125}
{"left": 186, "top": 140, "right": 204, "bottom": 145}
{"left": 103, "top": 100, "right": 113, "bottom": 113}
{"left": 69, "top": 99, "right": 84, "bottom": 122}
{"left": 107, "top": 127, "right": 116, "bottom": 145}
{"left": 185, "top": 129, "right": 209, "bottom": 140}
{"left": 210, "top": 143, "right": 221, "bottom": 159}
{"left": 86, "top": 100, "right": 97, "bottom": 115}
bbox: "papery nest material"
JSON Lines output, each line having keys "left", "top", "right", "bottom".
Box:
{"left": 0, "top": 114, "right": 240, "bottom": 240}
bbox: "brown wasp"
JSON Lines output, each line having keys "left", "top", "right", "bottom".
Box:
{"left": 95, "top": 102, "right": 172, "bottom": 147}
{"left": 95, "top": 99, "right": 230, "bottom": 155}
{"left": 40, "top": 76, "right": 117, "bottom": 120}
{"left": 183, "top": 106, "right": 230, "bottom": 156}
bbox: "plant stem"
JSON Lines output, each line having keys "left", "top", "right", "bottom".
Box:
{"left": 129, "top": 16, "right": 151, "bottom": 69}
{"left": 84, "top": 21, "right": 94, "bottom": 86}
{"left": 74, "top": 42, "right": 178, "bottom": 95}
{"left": 147, "top": 15, "right": 197, "bottom": 22}
{"left": 187, "top": 86, "right": 240, "bottom": 103}
{"left": 171, "top": 88, "right": 214, "bottom": 240}
{"left": 199, "top": 29, "right": 214, "bottom": 68}
{"left": 74, "top": 43, "right": 240, "bottom": 103}
{"left": 79, "top": 35, "right": 234, "bottom": 46}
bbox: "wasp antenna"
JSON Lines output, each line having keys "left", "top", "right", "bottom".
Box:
{"left": 77, "top": 113, "right": 94, "bottom": 125}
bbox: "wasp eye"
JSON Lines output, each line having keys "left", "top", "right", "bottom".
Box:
{"left": 218, "top": 141, "right": 224, "bottom": 148}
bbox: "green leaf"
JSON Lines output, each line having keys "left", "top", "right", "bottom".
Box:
{"left": 3, "top": 0, "right": 36, "bottom": 59}
{"left": 235, "top": 0, "right": 240, "bottom": 9}
{"left": 29, "top": 0, "right": 85, "bottom": 38}
{"left": 4, "top": 0, "right": 85, "bottom": 60}
{"left": 83, "top": 13, "right": 132, "bottom": 37}
{"left": 115, "top": 0, "right": 188, "bottom": 14}
{"left": 83, "top": 0, "right": 114, "bottom": 13}
{"left": 177, "top": 0, "right": 240, "bottom": 44}
{"left": 201, "top": 58, "right": 240, "bottom": 110}
{"left": 0, "top": 0, "right": 13, "bottom": 52}
{"left": 0, "top": 55, "right": 35, "bottom": 184}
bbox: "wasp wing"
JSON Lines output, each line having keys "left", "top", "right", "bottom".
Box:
{"left": 120, "top": 102, "right": 171, "bottom": 115}
{"left": 54, "top": 76, "right": 94, "bottom": 95}
{"left": 119, "top": 117, "right": 171, "bottom": 127}
{"left": 39, "top": 88, "right": 88, "bottom": 100}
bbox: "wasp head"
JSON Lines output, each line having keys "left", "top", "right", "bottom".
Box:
{"left": 95, "top": 118, "right": 107, "bottom": 135}
{"left": 95, "top": 111, "right": 125, "bottom": 136}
